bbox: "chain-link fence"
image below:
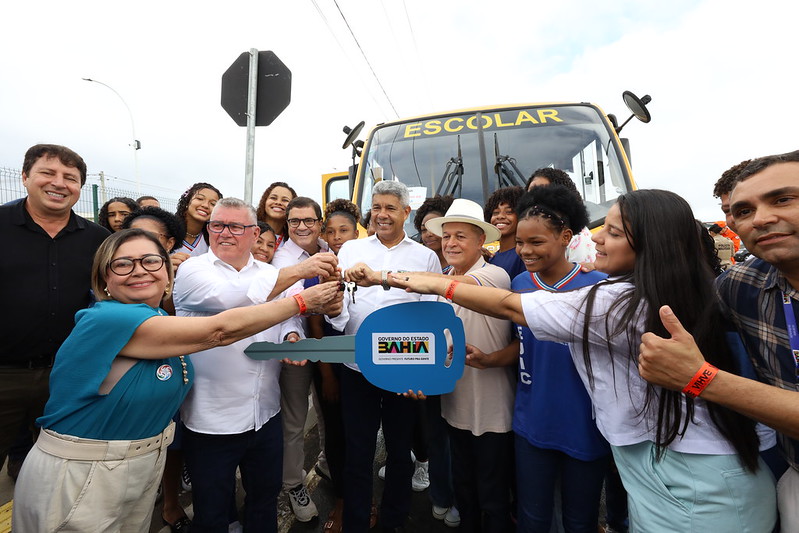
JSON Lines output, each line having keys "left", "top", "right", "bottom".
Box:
{"left": 0, "top": 167, "right": 180, "bottom": 223}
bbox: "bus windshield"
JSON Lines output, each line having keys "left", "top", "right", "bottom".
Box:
{"left": 358, "top": 104, "right": 632, "bottom": 237}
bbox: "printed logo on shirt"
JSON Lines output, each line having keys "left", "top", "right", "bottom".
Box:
{"left": 156, "top": 364, "right": 173, "bottom": 381}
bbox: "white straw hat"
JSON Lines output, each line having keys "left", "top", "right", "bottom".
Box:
{"left": 425, "top": 198, "right": 501, "bottom": 243}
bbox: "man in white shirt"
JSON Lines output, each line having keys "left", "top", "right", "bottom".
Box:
{"left": 270, "top": 196, "right": 333, "bottom": 522}
{"left": 174, "top": 197, "right": 338, "bottom": 533}
{"left": 329, "top": 180, "right": 440, "bottom": 532}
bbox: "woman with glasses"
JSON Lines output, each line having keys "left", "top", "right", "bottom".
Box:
{"left": 12, "top": 228, "right": 341, "bottom": 532}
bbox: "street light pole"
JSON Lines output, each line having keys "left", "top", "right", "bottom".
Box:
{"left": 82, "top": 78, "right": 141, "bottom": 195}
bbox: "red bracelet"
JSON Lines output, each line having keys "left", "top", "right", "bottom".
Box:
{"left": 681, "top": 362, "right": 719, "bottom": 398}
{"left": 292, "top": 293, "right": 307, "bottom": 315}
{"left": 444, "top": 280, "right": 459, "bottom": 301}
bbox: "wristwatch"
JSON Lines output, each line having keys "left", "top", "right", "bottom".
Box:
{"left": 381, "top": 270, "right": 392, "bottom": 290}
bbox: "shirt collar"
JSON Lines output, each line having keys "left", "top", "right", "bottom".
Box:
{"left": 370, "top": 232, "right": 413, "bottom": 251}
{"left": 282, "top": 236, "right": 328, "bottom": 259}
{"left": 207, "top": 247, "right": 259, "bottom": 272}
{"left": 12, "top": 197, "right": 84, "bottom": 232}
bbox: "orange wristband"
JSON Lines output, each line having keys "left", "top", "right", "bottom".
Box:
{"left": 444, "top": 280, "right": 459, "bottom": 301}
{"left": 681, "top": 362, "right": 718, "bottom": 398}
{"left": 292, "top": 293, "right": 307, "bottom": 315}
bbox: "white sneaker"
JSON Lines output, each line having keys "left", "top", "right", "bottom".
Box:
{"left": 411, "top": 460, "right": 429, "bottom": 491}
{"left": 228, "top": 520, "right": 243, "bottom": 533}
{"left": 378, "top": 465, "right": 386, "bottom": 480}
{"left": 432, "top": 505, "right": 448, "bottom": 520}
{"left": 444, "top": 507, "right": 461, "bottom": 528}
{"left": 377, "top": 451, "right": 416, "bottom": 482}
{"left": 181, "top": 464, "right": 192, "bottom": 492}
{"left": 287, "top": 484, "right": 319, "bottom": 522}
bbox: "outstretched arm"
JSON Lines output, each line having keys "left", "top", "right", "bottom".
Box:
{"left": 391, "top": 272, "right": 526, "bottom": 326}
{"left": 639, "top": 305, "right": 799, "bottom": 440}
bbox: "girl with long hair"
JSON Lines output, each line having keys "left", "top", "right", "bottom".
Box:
{"left": 173, "top": 182, "right": 222, "bottom": 259}
{"left": 256, "top": 181, "right": 296, "bottom": 249}
{"left": 394, "top": 189, "right": 777, "bottom": 532}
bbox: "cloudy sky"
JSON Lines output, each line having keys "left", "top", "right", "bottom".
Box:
{"left": 1, "top": 0, "right": 794, "bottom": 221}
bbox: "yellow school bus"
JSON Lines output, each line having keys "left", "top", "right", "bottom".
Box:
{"left": 324, "top": 94, "right": 649, "bottom": 238}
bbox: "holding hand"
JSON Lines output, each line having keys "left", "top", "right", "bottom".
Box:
{"left": 299, "top": 281, "right": 342, "bottom": 314}
{"left": 297, "top": 252, "right": 338, "bottom": 280}
{"left": 638, "top": 305, "right": 705, "bottom": 391}
{"left": 344, "top": 263, "right": 378, "bottom": 286}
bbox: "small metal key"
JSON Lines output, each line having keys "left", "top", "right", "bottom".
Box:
{"left": 345, "top": 281, "right": 357, "bottom": 304}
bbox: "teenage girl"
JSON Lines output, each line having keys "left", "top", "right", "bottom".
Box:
{"left": 173, "top": 182, "right": 222, "bottom": 262}
{"left": 256, "top": 181, "right": 296, "bottom": 249}
{"left": 395, "top": 189, "right": 777, "bottom": 533}
{"left": 511, "top": 185, "right": 610, "bottom": 532}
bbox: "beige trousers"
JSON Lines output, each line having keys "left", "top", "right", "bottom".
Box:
{"left": 12, "top": 423, "right": 174, "bottom": 532}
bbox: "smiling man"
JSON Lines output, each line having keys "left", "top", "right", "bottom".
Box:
{"left": 271, "top": 197, "right": 335, "bottom": 522}
{"left": 174, "top": 197, "right": 339, "bottom": 532}
{"left": 0, "top": 144, "right": 109, "bottom": 479}
{"left": 638, "top": 150, "right": 799, "bottom": 530}
{"left": 329, "top": 180, "right": 440, "bottom": 532}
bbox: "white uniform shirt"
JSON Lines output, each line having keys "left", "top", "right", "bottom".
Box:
{"left": 522, "top": 279, "right": 771, "bottom": 454}
{"left": 328, "top": 234, "right": 440, "bottom": 372}
{"left": 174, "top": 249, "right": 301, "bottom": 434}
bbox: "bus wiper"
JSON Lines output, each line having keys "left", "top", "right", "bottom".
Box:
{"left": 493, "top": 134, "right": 527, "bottom": 188}
{"left": 436, "top": 135, "right": 465, "bottom": 197}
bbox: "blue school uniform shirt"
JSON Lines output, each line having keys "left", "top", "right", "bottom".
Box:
{"left": 512, "top": 265, "right": 610, "bottom": 461}
{"left": 38, "top": 300, "right": 194, "bottom": 440}
{"left": 490, "top": 248, "right": 526, "bottom": 281}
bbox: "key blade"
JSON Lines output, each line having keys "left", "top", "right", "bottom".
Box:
{"left": 245, "top": 335, "right": 356, "bottom": 363}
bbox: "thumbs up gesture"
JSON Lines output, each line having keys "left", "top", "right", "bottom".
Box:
{"left": 638, "top": 305, "right": 706, "bottom": 390}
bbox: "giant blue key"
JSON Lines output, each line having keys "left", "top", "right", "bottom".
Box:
{"left": 245, "top": 301, "right": 465, "bottom": 395}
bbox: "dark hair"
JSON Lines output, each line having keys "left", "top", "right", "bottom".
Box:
{"left": 23, "top": 144, "right": 88, "bottom": 186}
{"left": 708, "top": 223, "right": 723, "bottom": 234}
{"left": 525, "top": 167, "right": 578, "bottom": 195}
{"left": 256, "top": 182, "right": 297, "bottom": 220}
{"left": 287, "top": 196, "right": 322, "bottom": 220}
{"left": 257, "top": 221, "right": 276, "bottom": 236}
{"left": 580, "top": 189, "right": 760, "bottom": 470}
{"left": 413, "top": 195, "right": 454, "bottom": 232}
{"left": 92, "top": 228, "right": 173, "bottom": 302}
{"left": 713, "top": 159, "right": 752, "bottom": 198}
{"left": 98, "top": 197, "right": 139, "bottom": 232}
{"left": 735, "top": 150, "right": 799, "bottom": 186}
{"left": 175, "top": 182, "right": 222, "bottom": 245}
{"left": 324, "top": 199, "right": 361, "bottom": 230}
{"left": 483, "top": 186, "right": 525, "bottom": 222}
{"left": 362, "top": 210, "right": 372, "bottom": 229}
{"left": 516, "top": 184, "right": 588, "bottom": 235}
{"left": 122, "top": 206, "right": 186, "bottom": 253}
{"left": 699, "top": 220, "right": 724, "bottom": 276}
{"left": 136, "top": 195, "right": 159, "bottom": 205}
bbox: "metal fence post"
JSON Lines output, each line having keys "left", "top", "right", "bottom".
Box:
{"left": 92, "top": 184, "right": 99, "bottom": 223}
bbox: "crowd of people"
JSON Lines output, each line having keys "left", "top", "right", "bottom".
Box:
{"left": 2, "top": 142, "right": 799, "bottom": 533}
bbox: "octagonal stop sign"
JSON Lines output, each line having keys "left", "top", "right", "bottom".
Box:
{"left": 221, "top": 50, "right": 291, "bottom": 127}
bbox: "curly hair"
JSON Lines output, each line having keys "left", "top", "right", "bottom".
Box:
{"left": 525, "top": 167, "right": 579, "bottom": 195}
{"left": 713, "top": 159, "right": 752, "bottom": 198}
{"left": 122, "top": 206, "right": 186, "bottom": 253}
{"left": 324, "top": 199, "right": 361, "bottom": 230}
{"left": 483, "top": 186, "right": 525, "bottom": 222}
{"left": 256, "top": 182, "right": 297, "bottom": 222}
{"left": 174, "top": 182, "right": 222, "bottom": 244}
{"left": 516, "top": 184, "right": 589, "bottom": 235}
{"left": 98, "top": 197, "right": 139, "bottom": 232}
{"left": 413, "top": 195, "right": 454, "bottom": 232}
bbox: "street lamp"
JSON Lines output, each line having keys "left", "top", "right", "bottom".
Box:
{"left": 82, "top": 78, "right": 141, "bottom": 194}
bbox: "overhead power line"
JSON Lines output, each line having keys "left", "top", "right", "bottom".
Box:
{"left": 331, "top": 0, "right": 400, "bottom": 118}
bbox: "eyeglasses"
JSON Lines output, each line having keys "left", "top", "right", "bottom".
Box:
{"left": 207, "top": 221, "right": 256, "bottom": 235}
{"left": 287, "top": 217, "right": 319, "bottom": 228}
{"left": 109, "top": 254, "right": 165, "bottom": 276}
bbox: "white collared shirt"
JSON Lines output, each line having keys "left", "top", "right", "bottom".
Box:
{"left": 271, "top": 237, "right": 329, "bottom": 337}
{"left": 328, "top": 233, "right": 440, "bottom": 372}
{"left": 174, "top": 249, "right": 300, "bottom": 434}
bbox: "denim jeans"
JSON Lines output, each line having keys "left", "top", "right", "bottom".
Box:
{"left": 515, "top": 434, "right": 609, "bottom": 533}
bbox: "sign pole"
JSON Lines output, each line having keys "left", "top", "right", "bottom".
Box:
{"left": 244, "top": 48, "right": 258, "bottom": 205}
